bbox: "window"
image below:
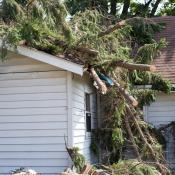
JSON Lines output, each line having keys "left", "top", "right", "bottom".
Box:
{"left": 85, "top": 93, "right": 91, "bottom": 112}
{"left": 86, "top": 113, "right": 91, "bottom": 132}
{"left": 85, "top": 93, "right": 91, "bottom": 132}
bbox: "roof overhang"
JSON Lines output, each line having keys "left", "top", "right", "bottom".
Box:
{"left": 0, "top": 40, "right": 84, "bottom": 76}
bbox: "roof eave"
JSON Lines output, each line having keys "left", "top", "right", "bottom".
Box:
{"left": 0, "top": 40, "right": 84, "bottom": 76}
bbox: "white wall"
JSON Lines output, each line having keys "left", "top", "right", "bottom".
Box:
{"left": 144, "top": 93, "right": 175, "bottom": 126}
{"left": 0, "top": 54, "right": 69, "bottom": 174}
{"left": 144, "top": 93, "right": 175, "bottom": 171}
{"left": 72, "top": 74, "right": 97, "bottom": 163}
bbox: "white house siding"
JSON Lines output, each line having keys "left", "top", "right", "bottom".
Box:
{"left": 0, "top": 54, "right": 69, "bottom": 174}
{"left": 144, "top": 93, "right": 175, "bottom": 171}
{"left": 72, "top": 74, "right": 97, "bottom": 163}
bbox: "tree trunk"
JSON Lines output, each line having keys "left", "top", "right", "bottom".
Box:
{"left": 113, "top": 61, "right": 156, "bottom": 72}
{"left": 150, "top": 0, "right": 162, "bottom": 17}
{"left": 110, "top": 0, "right": 117, "bottom": 16}
{"left": 121, "top": 0, "right": 130, "bottom": 19}
{"left": 144, "top": 0, "right": 153, "bottom": 9}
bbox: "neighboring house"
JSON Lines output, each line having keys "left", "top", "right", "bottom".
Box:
{"left": 143, "top": 16, "right": 175, "bottom": 170}
{"left": 0, "top": 44, "right": 97, "bottom": 174}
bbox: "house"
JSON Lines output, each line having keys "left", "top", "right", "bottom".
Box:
{"left": 0, "top": 43, "right": 98, "bottom": 174}
{"left": 143, "top": 16, "right": 175, "bottom": 171}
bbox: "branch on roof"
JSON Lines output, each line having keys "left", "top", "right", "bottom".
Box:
{"left": 89, "top": 67, "right": 107, "bottom": 94}
{"left": 112, "top": 74, "right": 138, "bottom": 107}
{"left": 109, "top": 60, "right": 156, "bottom": 72}
{"left": 76, "top": 47, "right": 99, "bottom": 57}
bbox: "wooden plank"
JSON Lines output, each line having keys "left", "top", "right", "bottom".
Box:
{"left": 0, "top": 122, "right": 67, "bottom": 130}
{"left": 0, "top": 78, "right": 66, "bottom": 88}
{"left": 0, "top": 93, "right": 67, "bottom": 102}
{"left": 149, "top": 116, "right": 175, "bottom": 122}
{"left": 0, "top": 115, "right": 67, "bottom": 123}
{"left": 72, "top": 108, "right": 84, "bottom": 116}
{"left": 0, "top": 107, "right": 67, "bottom": 115}
{"left": 0, "top": 85, "right": 66, "bottom": 95}
{"left": 73, "top": 130, "right": 85, "bottom": 137}
{"left": 0, "top": 100, "right": 67, "bottom": 108}
{"left": 0, "top": 137, "right": 67, "bottom": 144}
{"left": 0, "top": 158, "right": 68, "bottom": 166}
{"left": 148, "top": 111, "right": 175, "bottom": 117}
{"left": 148, "top": 106, "right": 175, "bottom": 112}
{"left": 0, "top": 71, "right": 67, "bottom": 80}
{"left": 0, "top": 151, "right": 68, "bottom": 159}
{"left": 0, "top": 144, "right": 66, "bottom": 152}
{"left": 0, "top": 65, "right": 60, "bottom": 73}
{"left": 0, "top": 129, "right": 67, "bottom": 137}
{"left": 73, "top": 101, "right": 85, "bottom": 110}
{"left": 73, "top": 123, "right": 85, "bottom": 130}
{"left": 73, "top": 115, "right": 85, "bottom": 123}
{"left": 72, "top": 94, "right": 84, "bottom": 104}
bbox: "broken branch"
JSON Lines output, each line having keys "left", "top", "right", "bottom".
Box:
{"left": 114, "top": 61, "right": 156, "bottom": 72}
{"left": 89, "top": 68, "right": 107, "bottom": 94}
{"left": 112, "top": 73, "right": 138, "bottom": 106}
{"left": 76, "top": 47, "right": 99, "bottom": 57}
{"left": 99, "top": 20, "right": 126, "bottom": 37}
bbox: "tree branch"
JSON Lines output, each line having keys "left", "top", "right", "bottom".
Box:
{"left": 125, "top": 105, "right": 166, "bottom": 174}
{"left": 123, "top": 114, "right": 142, "bottom": 161}
{"left": 89, "top": 67, "right": 107, "bottom": 94}
{"left": 115, "top": 61, "right": 156, "bottom": 72}
{"left": 98, "top": 20, "right": 126, "bottom": 37}
{"left": 76, "top": 47, "right": 99, "bottom": 57}
{"left": 150, "top": 0, "right": 162, "bottom": 17}
{"left": 112, "top": 73, "right": 138, "bottom": 107}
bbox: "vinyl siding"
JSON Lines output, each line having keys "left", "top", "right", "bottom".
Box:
{"left": 144, "top": 93, "right": 175, "bottom": 171}
{"left": 72, "top": 74, "right": 97, "bottom": 163}
{"left": 0, "top": 55, "right": 69, "bottom": 175}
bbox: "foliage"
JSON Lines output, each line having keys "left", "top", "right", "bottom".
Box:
{"left": 158, "top": 0, "right": 175, "bottom": 16}
{"left": 111, "top": 160, "right": 161, "bottom": 175}
{"left": 65, "top": 0, "right": 171, "bottom": 18}
{"left": 68, "top": 147, "right": 85, "bottom": 173}
{"left": 0, "top": 2, "right": 172, "bottom": 174}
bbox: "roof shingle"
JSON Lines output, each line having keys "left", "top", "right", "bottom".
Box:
{"left": 152, "top": 16, "right": 175, "bottom": 83}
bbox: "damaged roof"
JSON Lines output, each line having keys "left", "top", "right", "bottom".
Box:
{"left": 152, "top": 16, "right": 175, "bottom": 84}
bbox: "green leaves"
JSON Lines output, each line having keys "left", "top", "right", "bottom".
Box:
{"left": 136, "top": 38, "right": 167, "bottom": 64}
{"left": 112, "top": 128, "right": 124, "bottom": 145}
{"left": 111, "top": 160, "right": 161, "bottom": 175}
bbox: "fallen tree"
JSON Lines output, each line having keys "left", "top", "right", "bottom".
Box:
{"left": 0, "top": 2, "right": 172, "bottom": 175}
